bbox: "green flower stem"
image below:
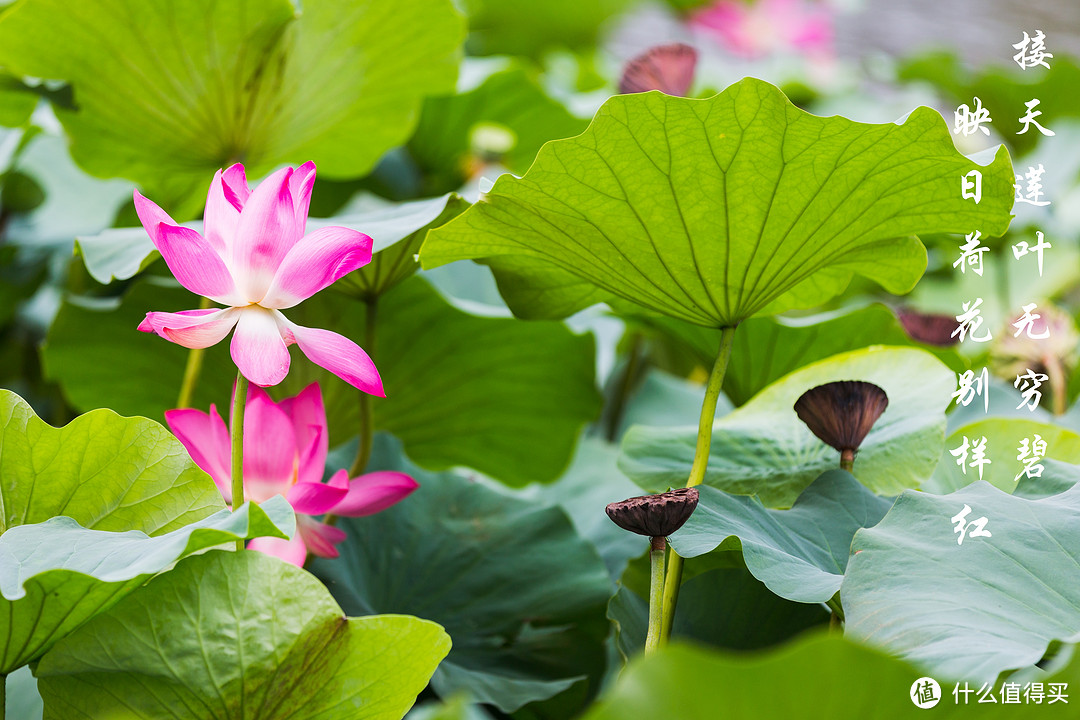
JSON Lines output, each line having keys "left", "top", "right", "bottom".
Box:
{"left": 231, "top": 371, "right": 250, "bottom": 551}
{"left": 827, "top": 593, "right": 845, "bottom": 631}
{"left": 646, "top": 536, "right": 667, "bottom": 654}
{"left": 840, "top": 448, "right": 855, "bottom": 473}
{"left": 660, "top": 325, "right": 735, "bottom": 642}
{"left": 348, "top": 296, "right": 379, "bottom": 480}
{"left": 175, "top": 296, "right": 213, "bottom": 409}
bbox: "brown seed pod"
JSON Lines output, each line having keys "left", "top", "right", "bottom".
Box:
{"left": 618, "top": 43, "right": 698, "bottom": 97}
{"left": 896, "top": 308, "right": 961, "bottom": 347}
{"left": 605, "top": 487, "right": 700, "bottom": 538}
{"left": 794, "top": 380, "right": 888, "bottom": 452}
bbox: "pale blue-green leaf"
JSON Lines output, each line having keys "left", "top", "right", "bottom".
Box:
{"left": 310, "top": 435, "right": 611, "bottom": 714}
{"left": 669, "top": 471, "right": 893, "bottom": 603}
{"left": 844, "top": 481, "right": 1080, "bottom": 681}
{"left": 925, "top": 418, "right": 1080, "bottom": 494}
{"left": 608, "top": 568, "right": 828, "bottom": 662}
{"left": 0, "top": 498, "right": 292, "bottom": 673}
{"left": 620, "top": 347, "right": 953, "bottom": 507}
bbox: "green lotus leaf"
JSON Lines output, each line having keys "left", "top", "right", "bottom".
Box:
{"left": 520, "top": 437, "right": 649, "bottom": 579}
{"left": 332, "top": 194, "right": 470, "bottom": 298}
{"left": 284, "top": 275, "right": 601, "bottom": 485}
{"left": 421, "top": 78, "right": 1014, "bottom": 327}
{"left": 0, "top": 389, "right": 291, "bottom": 673}
{"left": 1014, "top": 459, "right": 1080, "bottom": 500}
{"left": 310, "top": 435, "right": 611, "bottom": 714}
{"left": 0, "top": 389, "right": 223, "bottom": 533}
{"left": 619, "top": 346, "right": 953, "bottom": 507}
{"left": 0, "top": 72, "right": 37, "bottom": 127}
{"left": 43, "top": 279, "right": 237, "bottom": 420}
{"left": 0, "top": 0, "right": 464, "bottom": 212}
{"left": 581, "top": 631, "right": 1080, "bottom": 720}
{"left": 0, "top": 498, "right": 293, "bottom": 674}
{"left": 668, "top": 470, "right": 893, "bottom": 603}
{"left": 844, "top": 481, "right": 1080, "bottom": 680}
{"left": 45, "top": 274, "right": 599, "bottom": 486}
{"left": 34, "top": 550, "right": 450, "bottom": 720}
{"left": 624, "top": 303, "right": 964, "bottom": 406}
{"left": 607, "top": 567, "right": 828, "bottom": 662}
{"left": 925, "top": 418, "right": 1080, "bottom": 494}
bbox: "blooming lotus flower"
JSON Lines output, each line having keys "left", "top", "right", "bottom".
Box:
{"left": 136, "top": 162, "right": 383, "bottom": 393}
{"left": 166, "top": 382, "right": 418, "bottom": 566}
{"left": 690, "top": 0, "right": 833, "bottom": 59}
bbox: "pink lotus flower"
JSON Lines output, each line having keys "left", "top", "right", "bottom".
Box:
{"left": 690, "top": 0, "right": 832, "bottom": 59}
{"left": 166, "top": 382, "right": 418, "bottom": 566}
{"left": 136, "top": 162, "right": 383, "bottom": 393}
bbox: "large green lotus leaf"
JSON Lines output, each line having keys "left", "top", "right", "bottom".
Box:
{"left": 668, "top": 471, "right": 893, "bottom": 604}
{"left": 626, "top": 303, "right": 964, "bottom": 406}
{"left": 619, "top": 347, "right": 953, "bottom": 507}
{"left": 0, "top": 0, "right": 464, "bottom": 212}
{"left": 283, "top": 276, "right": 600, "bottom": 485}
{"left": 34, "top": 550, "right": 450, "bottom": 720}
{"left": 74, "top": 194, "right": 468, "bottom": 291}
{"left": 42, "top": 279, "right": 237, "bottom": 420}
{"left": 0, "top": 388, "right": 223, "bottom": 533}
{"left": 0, "top": 497, "right": 292, "bottom": 674}
{"left": 481, "top": 254, "right": 608, "bottom": 321}
{"left": 608, "top": 567, "right": 828, "bottom": 662}
{"left": 409, "top": 64, "right": 588, "bottom": 195}
{"left": 581, "top": 632, "right": 1080, "bottom": 720}
{"left": 309, "top": 435, "right": 611, "bottom": 714}
{"left": 843, "top": 481, "right": 1080, "bottom": 681}
{"left": 925, "top": 419, "right": 1080, "bottom": 494}
{"left": 420, "top": 79, "right": 1014, "bottom": 327}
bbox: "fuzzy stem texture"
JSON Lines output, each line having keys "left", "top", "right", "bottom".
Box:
{"left": 646, "top": 536, "right": 667, "bottom": 653}
{"left": 660, "top": 326, "right": 735, "bottom": 641}
{"left": 175, "top": 296, "right": 213, "bottom": 408}
{"left": 231, "top": 371, "right": 250, "bottom": 551}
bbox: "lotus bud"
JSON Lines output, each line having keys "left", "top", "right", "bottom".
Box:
{"left": 896, "top": 308, "right": 960, "bottom": 347}
{"left": 794, "top": 380, "right": 888, "bottom": 471}
{"left": 618, "top": 43, "right": 698, "bottom": 97}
